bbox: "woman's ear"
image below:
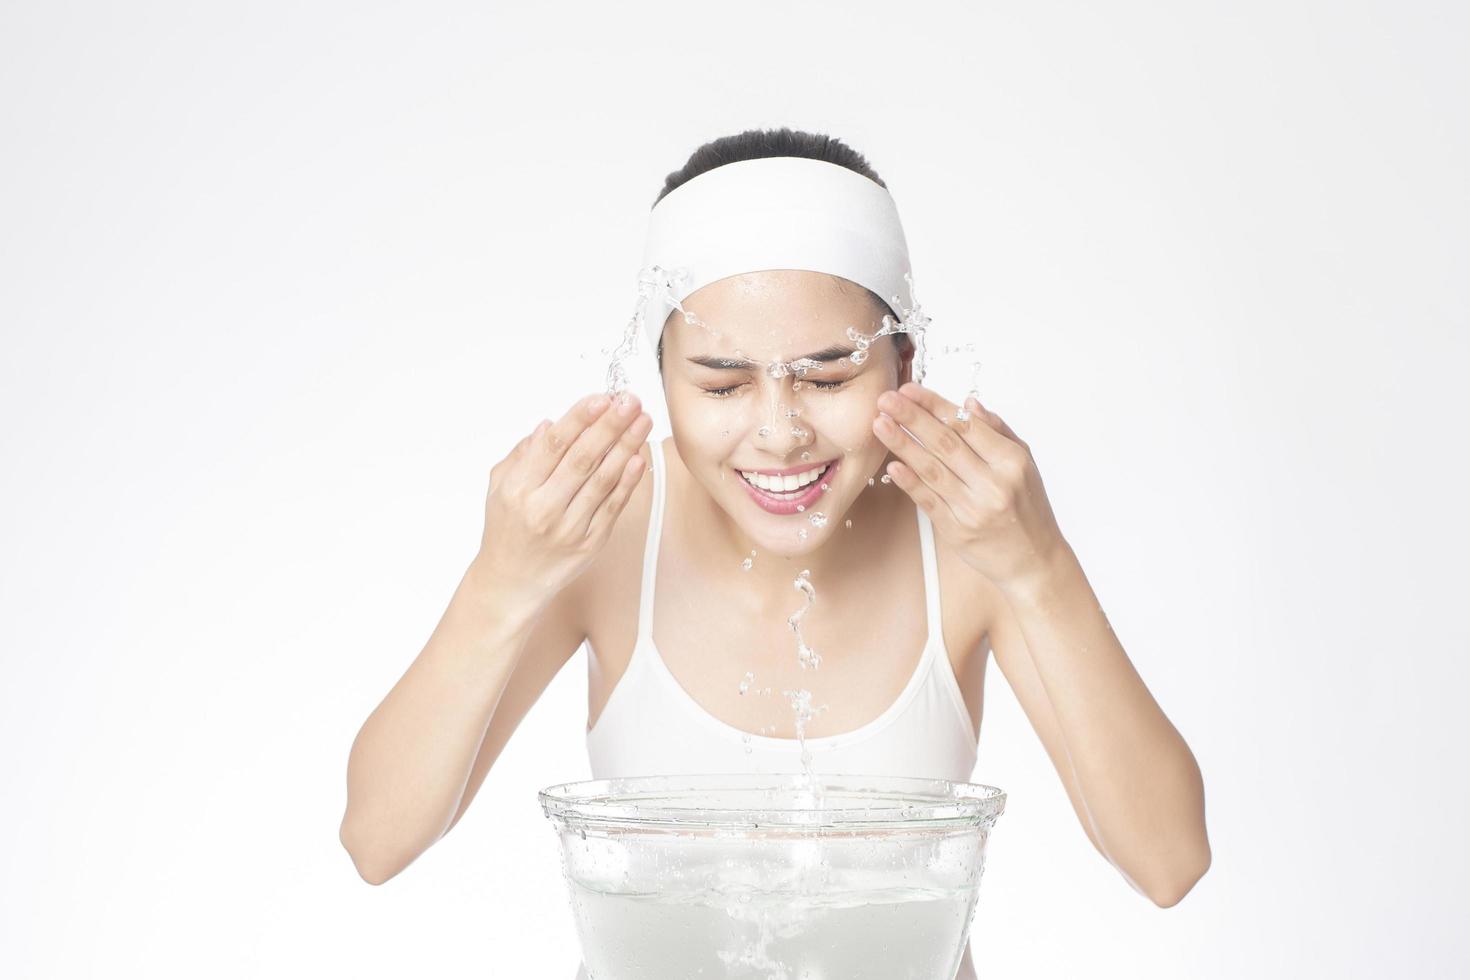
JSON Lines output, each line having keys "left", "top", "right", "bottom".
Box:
{"left": 896, "top": 336, "right": 915, "bottom": 387}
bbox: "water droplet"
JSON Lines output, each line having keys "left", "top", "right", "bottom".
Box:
{"left": 880, "top": 474, "right": 893, "bottom": 484}
{"left": 867, "top": 477, "right": 876, "bottom": 486}
{"left": 758, "top": 425, "right": 772, "bottom": 438}
{"left": 819, "top": 483, "right": 829, "bottom": 491}
{"left": 796, "top": 504, "right": 805, "bottom": 512}
{"left": 844, "top": 519, "right": 853, "bottom": 528}
{"left": 738, "top": 670, "right": 754, "bottom": 694}
{"left": 808, "top": 512, "right": 828, "bottom": 528}
{"left": 740, "top": 557, "right": 753, "bottom": 571}
{"left": 797, "top": 528, "right": 808, "bottom": 539}
{"left": 800, "top": 451, "right": 811, "bottom": 461}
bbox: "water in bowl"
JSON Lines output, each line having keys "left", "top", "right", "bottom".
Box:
{"left": 571, "top": 869, "right": 976, "bottom": 980}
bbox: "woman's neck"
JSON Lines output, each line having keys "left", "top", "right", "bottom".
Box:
{"left": 665, "top": 439, "right": 905, "bottom": 609}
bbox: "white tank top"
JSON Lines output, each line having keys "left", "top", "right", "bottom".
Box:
{"left": 584, "top": 439, "right": 980, "bottom": 782}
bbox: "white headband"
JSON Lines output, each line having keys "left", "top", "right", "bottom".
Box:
{"left": 637, "top": 156, "right": 913, "bottom": 354}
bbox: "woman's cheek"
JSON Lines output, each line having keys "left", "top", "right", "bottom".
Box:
{"left": 795, "top": 392, "right": 881, "bottom": 450}
{"left": 671, "top": 389, "right": 749, "bottom": 446}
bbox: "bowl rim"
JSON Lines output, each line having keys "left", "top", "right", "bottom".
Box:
{"left": 538, "top": 772, "right": 1006, "bottom": 833}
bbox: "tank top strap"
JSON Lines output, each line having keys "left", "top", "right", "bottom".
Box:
{"left": 635, "top": 439, "right": 668, "bottom": 648}
{"left": 915, "top": 507, "right": 945, "bottom": 661}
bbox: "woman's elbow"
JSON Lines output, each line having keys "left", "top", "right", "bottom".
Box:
{"left": 1146, "top": 843, "right": 1212, "bottom": 908}
{"left": 339, "top": 821, "right": 403, "bottom": 886}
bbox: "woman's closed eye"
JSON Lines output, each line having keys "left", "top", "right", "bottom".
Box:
{"left": 702, "top": 379, "right": 847, "bottom": 398}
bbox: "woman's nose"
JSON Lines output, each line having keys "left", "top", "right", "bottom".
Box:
{"left": 756, "top": 392, "right": 815, "bottom": 456}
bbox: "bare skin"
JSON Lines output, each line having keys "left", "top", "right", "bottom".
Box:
{"left": 583, "top": 433, "right": 989, "bottom": 740}
{"left": 339, "top": 270, "right": 1210, "bottom": 919}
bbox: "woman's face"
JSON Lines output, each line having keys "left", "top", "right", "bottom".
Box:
{"left": 661, "top": 269, "right": 912, "bottom": 556}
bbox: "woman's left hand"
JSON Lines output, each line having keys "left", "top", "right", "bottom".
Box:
{"left": 872, "top": 382, "right": 1070, "bottom": 592}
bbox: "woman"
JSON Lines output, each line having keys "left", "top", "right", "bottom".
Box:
{"left": 339, "top": 128, "right": 1212, "bottom": 978}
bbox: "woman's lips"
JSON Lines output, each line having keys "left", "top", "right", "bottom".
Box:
{"left": 736, "top": 459, "right": 839, "bottom": 516}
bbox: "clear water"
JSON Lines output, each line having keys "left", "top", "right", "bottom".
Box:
{"left": 570, "top": 874, "right": 976, "bottom": 980}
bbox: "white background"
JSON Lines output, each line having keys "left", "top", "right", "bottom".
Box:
{"left": 2, "top": 1, "right": 1466, "bottom": 977}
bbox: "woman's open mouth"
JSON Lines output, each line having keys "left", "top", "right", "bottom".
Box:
{"left": 734, "top": 459, "right": 839, "bottom": 516}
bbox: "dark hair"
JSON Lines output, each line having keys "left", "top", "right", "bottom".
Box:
{"left": 653, "top": 127, "right": 911, "bottom": 372}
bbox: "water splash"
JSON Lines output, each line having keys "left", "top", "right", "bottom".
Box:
{"left": 782, "top": 687, "right": 828, "bottom": 780}
{"left": 601, "top": 309, "right": 643, "bottom": 397}
{"left": 955, "top": 359, "right": 983, "bottom": 420}
{"left": 787, "top": 571, "right": 821, "bottom": 672}
{"left": 609, "top": 262, "right": 744, "bottom": 395}
{"left": 891, "top": 272, "right": 933, "bottom": 384}
{"left": 621, "top": 268, "right": 951, "bottom": 422}
{"left": 841, "top": 271, "right": 934, "bottom": 382}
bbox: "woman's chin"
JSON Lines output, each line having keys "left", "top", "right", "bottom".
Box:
{"left": 720, "top": 493, "right": 850, "bottom": 557}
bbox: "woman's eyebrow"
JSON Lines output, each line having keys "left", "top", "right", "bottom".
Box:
{"left": 685, "top": 344, "right": 858, "bottom": 370}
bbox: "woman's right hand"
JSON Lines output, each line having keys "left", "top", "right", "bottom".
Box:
{"left": 471, "top": 391, "right": 653, "bottom": 614}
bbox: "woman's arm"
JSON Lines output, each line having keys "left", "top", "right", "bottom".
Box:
{"left": 337, "top": 561, "right": 585, "bottom": 885}
{"left": 871, "top": 382, "right": 1210, "bottom": 906}
{"left": 990, "top": 544, "right": 1211, "bottom": 907}
{"left": 338, "top": 395, "right": 650, "bottom": 885}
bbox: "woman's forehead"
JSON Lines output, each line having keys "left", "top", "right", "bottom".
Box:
{"left": 668, "top": 270, "right": 883, "bottom": 357}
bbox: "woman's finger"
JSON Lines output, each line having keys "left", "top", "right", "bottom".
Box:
{"left": 878, "top": 384, "right": 989, "bottom": 491}
{"left": 970, "top": 397, "right": 1027, "bottom": 449}
{"left": 872, "top": 410, "right": 969, "bottom": 520}
{"left": 543, "top": 393, "right": 644, "bottom": 508}
{"left": 884, "top": 459, "right": 967, "bottom": 540}
{"left": 901, "top": 382, "right": 1019, "bottom": 467}
{"left": 958, "top": 395, "right": 1032, "bottom": 478}
{"left": 583, "top": 450, "right": 648, "bottom": 542}
{"left": 564, "top": 412, "right": 652, "bottom": 534}
{"left": 520, "top": 393, "right": 614, "bottom": 489}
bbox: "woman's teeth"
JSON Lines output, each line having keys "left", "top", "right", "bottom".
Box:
{"left": 739, "top": 464, "right": 830, "bottom": 494}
